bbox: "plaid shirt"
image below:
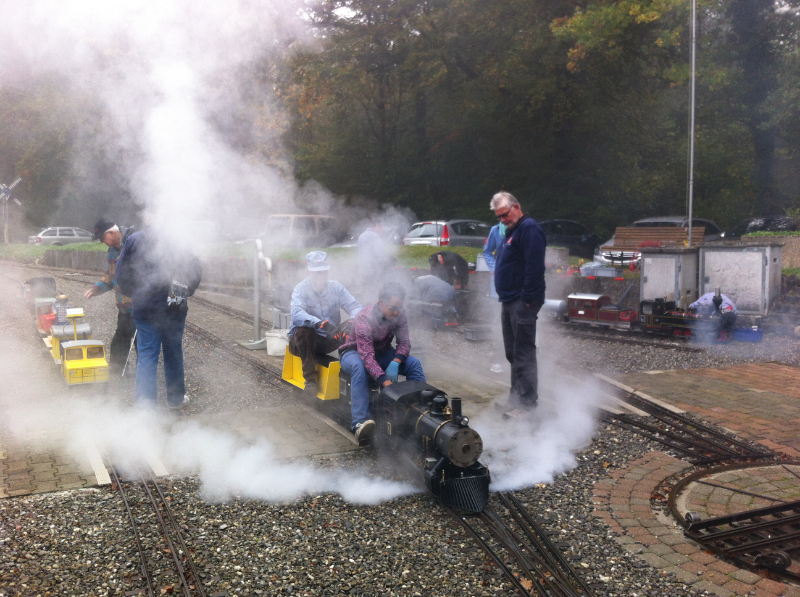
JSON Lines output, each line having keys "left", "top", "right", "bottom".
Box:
{"left": 92, "top": 244, "right": 132, "bottom": 314}
{"left": 339, "top": 304, "right": 411, "bottom": 383}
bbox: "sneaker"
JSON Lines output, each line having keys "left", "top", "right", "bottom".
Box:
{"left": 490, "top": 363, "right": 503, "bottom": 373}
{"left": 303, "top": 381, "right": 319, "bottom": 398}
{"left": 169, "top": 395, "right": 190, "bottom": 410}
{"left": 353, "top": 420, "right": 376, "bottom": 442}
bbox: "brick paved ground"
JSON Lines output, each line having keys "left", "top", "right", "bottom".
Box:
{"left": 592, "top": 363, "right": 800, "bottom": 596}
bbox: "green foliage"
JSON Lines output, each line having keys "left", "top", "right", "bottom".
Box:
{"left": 743, "top": 231, "right": 800, "bottom": 237}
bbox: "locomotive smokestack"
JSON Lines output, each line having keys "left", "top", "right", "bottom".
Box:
{"left": 451, "top": 397, "right": 462, "bottom": 420}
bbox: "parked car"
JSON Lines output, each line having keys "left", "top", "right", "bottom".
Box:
{"left": 403, "top": 219, "right": 491, "bottom": 248}
{"left": 29, "top": 227, "right": 94, "bottom": 246}
{"left": 538, "top": 219, "right": 601, "bottom": 259}
{"left": 593, "top": 216, "right": 724, "bottom": 265}
{"left": 720, "top": 215, "right": 799, "bottom": 240}
{"left": 262, "top": 214, "right": 344, "bottom": 247}
{"left": 328, "top": 224, "right": 409, "bottom": 248}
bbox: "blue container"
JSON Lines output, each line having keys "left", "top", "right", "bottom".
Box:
{"left": 733, "top": 327, "right": 763, "bottom": 342}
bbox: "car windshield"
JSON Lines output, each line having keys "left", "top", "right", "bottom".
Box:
{"left": 450, "top": 221, "right": 489, "bottom": 236}
{"left": 406, "top": 223, "right": 441, "bottom": 238}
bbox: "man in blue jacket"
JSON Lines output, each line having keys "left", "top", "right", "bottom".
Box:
{"left": 116, "top": 228, "right": 202, "bottom": 409}
{"left": 490, "top": 191, "right": 546, "bottom": 416}
{"left": 289, "top": 251, "right": 362, "bottom": 397}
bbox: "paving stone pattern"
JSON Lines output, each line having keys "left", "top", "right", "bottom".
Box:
{"left": 593, "top": 451, "right": 800, "bottom": 597}
{"left": 597, "top": 362, "right": 800, "bottom": 596}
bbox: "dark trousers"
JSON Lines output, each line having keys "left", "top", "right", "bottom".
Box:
{"left": 289, "top": 327, "right": 345, "bottom": 381}
{"left": 501, "top": 299, "right": 543, "bottom": 408}
{"left": 109, "top": 311, "right": 137, "bottom": 373}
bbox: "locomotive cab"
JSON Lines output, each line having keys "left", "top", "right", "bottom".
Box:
{"left": 61, "top": 340, "right": 109, "bottom": 385}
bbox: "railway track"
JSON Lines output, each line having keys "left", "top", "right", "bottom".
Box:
{"left": 563, "top": 329, "right": 703, "bottom": 352}
{"left": 447, "top": 492, "right": 595, "bottom": 597}
{"left": 183, "top": 320, "right": 284, "bottom": 387}
{"left": 109, "top": 463, "right": 209, "bottom": 597}
{"left": 599, "top": 383, "right": 775, "bottom": 465}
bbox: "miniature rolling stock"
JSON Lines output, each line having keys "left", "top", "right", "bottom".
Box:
{"left": 282, "top": 349, "right": 490, "bottom": 513}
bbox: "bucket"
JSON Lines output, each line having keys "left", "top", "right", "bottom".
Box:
{"left": 265, "top": 330, "right": 289, "bottom": 356}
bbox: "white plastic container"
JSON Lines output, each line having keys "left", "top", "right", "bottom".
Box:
{"left": 265, "top": 330, "right": 289, "bottom": 356}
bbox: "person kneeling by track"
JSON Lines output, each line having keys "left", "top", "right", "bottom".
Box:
{"left": 338, "top": 281, "right": 426, "bottom": 442}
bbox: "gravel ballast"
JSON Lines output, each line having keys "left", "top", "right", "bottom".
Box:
{"left": 3, "top": 262, "right": 799, "bottom": 597}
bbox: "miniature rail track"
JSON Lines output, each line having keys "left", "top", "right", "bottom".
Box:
{"left": 183, "top": 320, "right": 285, "bottom": 387}
{"left": 447, "top": 492, "right": 595, "bottom": 597}
{"left": 190, "top": 295, "right": 271, "bottom": 330}
{"left": 600, "top": 387, "right": 775, "bottom": 465}
{"left": 563, "top": 329, "right": 703, "bottom": 353}
{"left": 665, "top": 462, "right": 800, "bottom": 582}
{"left": 109, "top": 463, "right": 208, "bottom": 597}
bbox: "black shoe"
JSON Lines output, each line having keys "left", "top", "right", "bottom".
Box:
{"left": 354, "top": 420, "right": 375, "bottom": 442}
{"left": 303, "top": 381, "right": 319, "bottom": 398}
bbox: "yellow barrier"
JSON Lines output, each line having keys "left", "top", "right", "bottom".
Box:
{"left": 281, "top": 346, "right": 341, "bottom": 400}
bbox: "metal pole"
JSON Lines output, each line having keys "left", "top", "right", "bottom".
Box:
{"left": 253, "top": 239, "right": 261, "bottom": 341}
{"left": 687, "top": 0, "right": 696, "bottom": 247}
{"left": 3, "top": 199, "right": 8, "bottom": 245}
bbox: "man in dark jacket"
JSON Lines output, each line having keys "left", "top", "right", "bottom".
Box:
{"left": 429, "top": 251, "right": 469, "bottom": 289}
{"left": 491, "top": 191, "right": 546, "bottom": 416}
{"left": 84, "top": 217, "right": 136, "bottom": 375}
{"left": 116, "top": 228, "right": 202, "bottom": 409}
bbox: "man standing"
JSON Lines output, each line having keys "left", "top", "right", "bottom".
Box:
{"left": 338, "top": 281, "right": 426, "bottom": 441}
{"left": 491, "top": 191, "right": 546, "bottom": 416}
{"left": 289, "top": 251, "right": 362, "bottom": 397}
{"left": 84, "top": 217, "right": 135, "bottom": 375}
{"left": 116, "top": 227, "right": 202, "bottom": 410}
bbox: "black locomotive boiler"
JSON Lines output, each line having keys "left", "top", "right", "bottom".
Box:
{"left": 282, "top": 350, "right": 490, "bottom": 512}
{"left": 366, "top": 381, "right": 490, "bottom": 513}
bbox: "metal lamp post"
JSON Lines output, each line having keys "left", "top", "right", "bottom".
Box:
{"left": 0, "top": 177, "right": 23, "bottom": 245}
{"left": 687, "top": 0, "right": 696, "bottom": 247}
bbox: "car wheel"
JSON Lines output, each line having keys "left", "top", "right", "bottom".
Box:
{"left": 52, "top": 243, "right": 62, "bottom": 246}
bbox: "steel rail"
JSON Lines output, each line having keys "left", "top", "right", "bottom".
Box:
{"left": 445, "top": 496, "right": 593, "bottom": 597}
{"left": 562, "top": 329, "right": 703, "bottom": 353}
{"left": 134, "top": 463, "right": 194, "bottom": 597}
{"left": 600, "top": 413, "right": 723, "bottom": 464}
{"left": 478, "top": 506, "right": 575, "bottom": 597}
{"left": 502, "top": 492, "right": 595, "bottom": 597}
{"left": 444, "top": 507, "right": 532, "bottom": 597}
{"left": 183, "top": 321, "right": 284, "bottom": 387}
{"left": 191, "top": 295, "right": 270, "bottom": 330}
{"left": 695, "top": 480, "right": 787, "bottom": 504}
{"left": 137, "top": 464, "right": 207, "bottom": 597}
{"left": 616, "top": 391, "right": 771, "bottom": 459}
{"left": 109, "top": 464, "right": 156, "bottom": 597}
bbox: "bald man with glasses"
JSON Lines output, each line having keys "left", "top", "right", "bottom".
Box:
{"left": 490, "top": 191, "right": 547, "bottom": 417}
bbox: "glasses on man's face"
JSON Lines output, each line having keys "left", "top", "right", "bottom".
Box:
{"left": 496, "top": 208, "right": 512, "bottom": 221}
{"left": 381, "top": 301, "right": 401, "bottom": 314}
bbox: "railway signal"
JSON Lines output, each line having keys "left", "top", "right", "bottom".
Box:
{"left": 0, "top": 176, "right": 23, "bottom": 245}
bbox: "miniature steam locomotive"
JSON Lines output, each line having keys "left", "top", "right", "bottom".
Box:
{"left": 566, "top": 293, "right": 737, "bottom": 340}
{"left": 281, "top": 351, "right": 490, "bottom": 513}
{"left": 24, "top": 276, "right": 110, "bottom": 386}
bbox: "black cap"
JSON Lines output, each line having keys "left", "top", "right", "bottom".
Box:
{"left": 92, "top": 217, "right": 115, "bottom": 241}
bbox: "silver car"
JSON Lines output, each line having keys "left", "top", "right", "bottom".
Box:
{"left": 593, "top": 216, "right": 724, "bottom": 265}
{"left": 29, "top": 227, "right": 94, "bottom": 246}
{"left": 403, "top": 219, "right": 491, "bottom": 248}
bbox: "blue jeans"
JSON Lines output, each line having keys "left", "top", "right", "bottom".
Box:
{"left": 339, "top": 348, "right": 425, "bottom": 430}
{"left": 134, "top": 311, "right": 187, "bottom": 407}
